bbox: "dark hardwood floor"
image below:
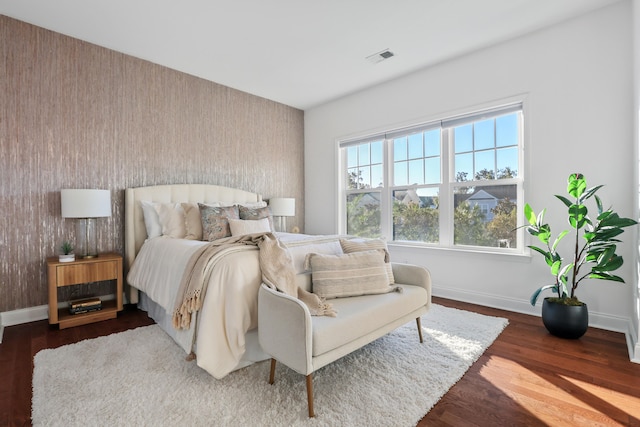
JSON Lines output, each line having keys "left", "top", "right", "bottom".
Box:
{"left": 2, "top": 298, "right": 640, "bottom": 426}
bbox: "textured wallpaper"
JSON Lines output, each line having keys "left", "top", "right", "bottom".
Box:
{"left": 0, "top": 15, "right": 304, "bottom": 313}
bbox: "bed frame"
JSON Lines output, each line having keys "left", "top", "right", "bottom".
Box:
{"left": 124, "top": 183, "right": 262, "bottom": 303}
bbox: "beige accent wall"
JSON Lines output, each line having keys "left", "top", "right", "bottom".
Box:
{"left": 0, "top": 15, "right": 304, "bottom": 313}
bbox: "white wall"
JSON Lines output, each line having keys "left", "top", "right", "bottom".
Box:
{"left": 305, "top": 1, "right": 635, "bottom": 331}
{"left": 632, "top": 0, "right": 640, "bottom": 360}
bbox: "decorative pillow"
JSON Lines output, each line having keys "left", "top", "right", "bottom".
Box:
{"left": 304, "top": 250, "right": 399, "bottom": 299}
{"left": 153, "top": 203, "right": 187, "bottom": 239}
{"left": 238, "top": 205, "right": 274, "bottom": 231}
{"left": 181, "top": 202, "right": 220, "bottom": 240}
{"left": 218, "top": 201, "right": 267, "bottom": 209}
{"left": 228, "top": 217, "right": 271, "bottom": 236}
{"left": 140, "top": 201, "right": 162, "bottom": 239}
{"left": 199, "top": 204, "right": 239, "bottom": 241}
{"left": 340, "top": 238, "right": 394, "bottom": 284}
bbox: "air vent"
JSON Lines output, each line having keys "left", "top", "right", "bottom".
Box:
{"left": 366, "top": 49, "right": 395, "bottom": 64}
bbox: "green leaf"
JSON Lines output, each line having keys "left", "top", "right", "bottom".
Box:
{"left": 551, "top": 230, "right": 568, "bottom": 251}
{"left": 579, "top": 185, "right": 603, "bottom": 203}
{"left": 530, "top": 284, "right": 558, "bottom": 306}
{"left": 595, "top": 194, "right": 603, "bottom": 215}
{"left": 567, "top": 173, "right": 586, "bottom": 199}
{"left": 555, "top": 195, "right": 572, "bottom": 209}
{"left": 568, "top": 204, "right": 588, "bottom": 228}
{"left": 528, "top": 245, "right": 550, "bottom": 259}
{"left": 524, "top": 204, "right": 537, "bottom": 226}
{"left": 550, "top": 260, "right": 562, "bottom": 276}
{"left": 588, "top": 272, "right": 626, "bottom": 283}
{"left": 595, "top": 252, "right": 624, "bottom": 271}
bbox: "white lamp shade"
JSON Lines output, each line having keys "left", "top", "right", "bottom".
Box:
{"left": 269, "top": 198, "right": 295, "bottom": 217}
{"left": 61, "top": 189, "right": 111, "bottom": 218}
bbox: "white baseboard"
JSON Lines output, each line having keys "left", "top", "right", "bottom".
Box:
{"left": 0, "top": 294, "right": 117, "bottom": 343}
{"left": 0, "top": 305, "right": 49, "bottom": 342}
{"left": 432, "top": 284, "right": 638, "bottom": 363}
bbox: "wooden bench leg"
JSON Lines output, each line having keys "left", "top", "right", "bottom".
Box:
{"left": 269, "top": 358, "right": 276, "bottom": 384}
{"left": 416, "top": 317, "right": 424, "bottom": 343}
{"left": 306, "top": 374, "right": 315, "bottom": 418}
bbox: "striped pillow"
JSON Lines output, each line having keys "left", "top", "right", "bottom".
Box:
{"left": 340, "top": 238, "right": 395, "bottom": 284}
{"left": 304, "top": 250, "right": 398, "bottom": 299}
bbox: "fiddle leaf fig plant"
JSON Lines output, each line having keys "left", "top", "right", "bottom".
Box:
{"left": 524, "top": 173, "right": 637, "bottom": 306}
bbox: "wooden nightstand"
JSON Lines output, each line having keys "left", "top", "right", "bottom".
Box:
{"left": 47, "top": 253, "right": 123, "bottom": 329}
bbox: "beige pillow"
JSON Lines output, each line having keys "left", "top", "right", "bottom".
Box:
{"left": 228, "top": 217, "right": 271, "bottom": 236}
{"left": 304, "top": 250, "right": 398, "bottom": 299}
{"left": 153, "top": 203, "right": 186, "bottom": 239}
{"left": 181, "top": 202, "right": 221, "bottom": 240}
{"left": 340, "top": 238, "right": 394, "bottom": 284}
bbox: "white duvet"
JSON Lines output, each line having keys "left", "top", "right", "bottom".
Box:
{"left": 127, "top": 233, "right": 345, "bottom": 379}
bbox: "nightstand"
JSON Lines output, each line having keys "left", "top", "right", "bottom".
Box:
{"left": 47, "top": 253, "right": 123, "bottom": 329}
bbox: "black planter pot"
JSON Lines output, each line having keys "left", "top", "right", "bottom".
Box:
{"left": 541, "top": 298, "right": 589, "bottom": 339}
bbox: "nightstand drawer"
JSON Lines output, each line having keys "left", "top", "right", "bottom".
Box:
{"left": 56, "top": 261, "right": 117, "bottom": 286}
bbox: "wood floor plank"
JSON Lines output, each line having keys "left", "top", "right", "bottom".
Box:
{"left": 2, "top": 298, "right": 640, "bottom": 426}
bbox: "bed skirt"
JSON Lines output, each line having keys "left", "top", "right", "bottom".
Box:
{"left": 138, "top": 292, "right": 270, "bottom": 373}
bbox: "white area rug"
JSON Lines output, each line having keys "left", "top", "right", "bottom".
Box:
{"left": 32, "top": 304, "right": 507, "bottom": 426}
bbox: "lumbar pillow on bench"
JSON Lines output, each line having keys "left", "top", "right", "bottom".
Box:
{"left": 339, "top": 238, "right": 395, "bottom": 284}
{"left": 304, "top": 250, "right": 401, "bottom": 299}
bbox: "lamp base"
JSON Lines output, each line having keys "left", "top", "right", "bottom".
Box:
{"left": 76, "top": 218, "right": 99, "bottom": 258}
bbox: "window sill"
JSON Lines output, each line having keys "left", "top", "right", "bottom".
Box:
{"left": 387, "top": 241, "right": 532, "bottom": 263}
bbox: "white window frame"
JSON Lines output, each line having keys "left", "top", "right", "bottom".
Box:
{"left": 339, "top": 99, "right": 526, "bottom": 254}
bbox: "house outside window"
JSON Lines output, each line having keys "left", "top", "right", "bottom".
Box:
{"left": 340, "top": 102, "right": 524, "bottom": 252}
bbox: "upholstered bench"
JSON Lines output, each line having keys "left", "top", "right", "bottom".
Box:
{"left": 258, "top": 262, "right": 431, "bottom": 417}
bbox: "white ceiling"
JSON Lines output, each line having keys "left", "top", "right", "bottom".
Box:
{"left": 0, "top": 0, "right": 622, "bottom": 110}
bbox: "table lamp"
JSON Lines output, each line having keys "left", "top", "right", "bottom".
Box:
{"left": 61, "top": 189, "right": 111, "bottom": 258}
{"left": 269, "top": 198, "right": 295, "bottom": 232}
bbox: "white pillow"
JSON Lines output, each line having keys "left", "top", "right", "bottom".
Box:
{"left": 228, "top": 217, "right": 271, "bottom": 236}
{"left": 140, "top": 201, "right": 162, "bottom": 239}
{"left": 153, "top": 203, "right": 187, "bottom": 239}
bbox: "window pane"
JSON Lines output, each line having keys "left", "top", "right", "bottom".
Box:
{"left": 347, "top": 167, "right": 359, "bottom": 189}
{"left": 346, "top": 192, "right": 381, "bottom": 238}
{"left": 393, "top": 188, "right": 439, "bottom": 243}
{"left": 474, "top": 150, "right": 495, "bottom": 180}
{"left": 425, "top": 157, "right": 440, "bottom": 184}
{"left": 394, "top": 161, "right": 408, "bottom": 186}
{"left": 496, "top": 114, "right": 518, "bottom": 147}
{"left": 496, "top": 147, "right": 518, "bottom": 178}
{"left": 360, "top": 166, "right": 371, "bottom": 189}
{"left": 424, "top": 129, "right": 440, "bottom": 157}
{"left": 371, "top": 164, "right": 383, "bottom": 188}
{"left": 358, "top": 143, "right": 370, "bottom": 165}
{"left": 408, "top": 159, "right": 424, "bottom": 185}
{"left": 408, "top": 133, "right": 423, "bottom": 159}
{"left": 474, "top": 119, "right": 494, "bottom": 150}
{"left": 394, "top": 137, "right": 408, "bottom": 161}
{"left": 454, "top": 124, "right": 473, "bottom": 153}
{"left": 453, "top": 184, "right": 518, "bottom": 248}
{"left": 371, "top": 140, "right": 383, "bottom": 164}
{"left": 347, "top": 146, "right": 358, "bottom": 168}
{"left": 454, "top": 152, "right": 473, "bottom": 181}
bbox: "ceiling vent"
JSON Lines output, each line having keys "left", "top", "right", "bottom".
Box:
{"left": 366, "top": 49, "right": 395, "bottom": 64}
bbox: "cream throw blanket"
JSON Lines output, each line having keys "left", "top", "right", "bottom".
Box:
{"left": 172, "top": 232, "right": 336, "bottom": 330}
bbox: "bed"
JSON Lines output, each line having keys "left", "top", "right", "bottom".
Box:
{"left": 124, "top": 184, "right": 345, "bottom": 379}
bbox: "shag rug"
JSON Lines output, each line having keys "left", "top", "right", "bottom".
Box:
{"left": 32, "top": 304, "right": 507, "bottom": 426}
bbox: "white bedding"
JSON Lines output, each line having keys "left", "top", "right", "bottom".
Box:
{"left": 127, "top": 232, "right": 346, "bottom": 379}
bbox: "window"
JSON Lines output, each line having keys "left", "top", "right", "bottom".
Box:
{"left": 340, "top": 103, "right": 524, "bottom": 251}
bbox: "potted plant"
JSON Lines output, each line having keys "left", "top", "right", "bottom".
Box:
{"left": 523, "top": 173, "right": 637, "bottom": 338}
{"left": 59, "top": 241, "right": 75, "bottom": 263}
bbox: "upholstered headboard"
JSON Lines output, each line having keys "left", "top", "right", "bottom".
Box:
{"left": 124, "top": 184, "right": 262, "bottom": 302}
